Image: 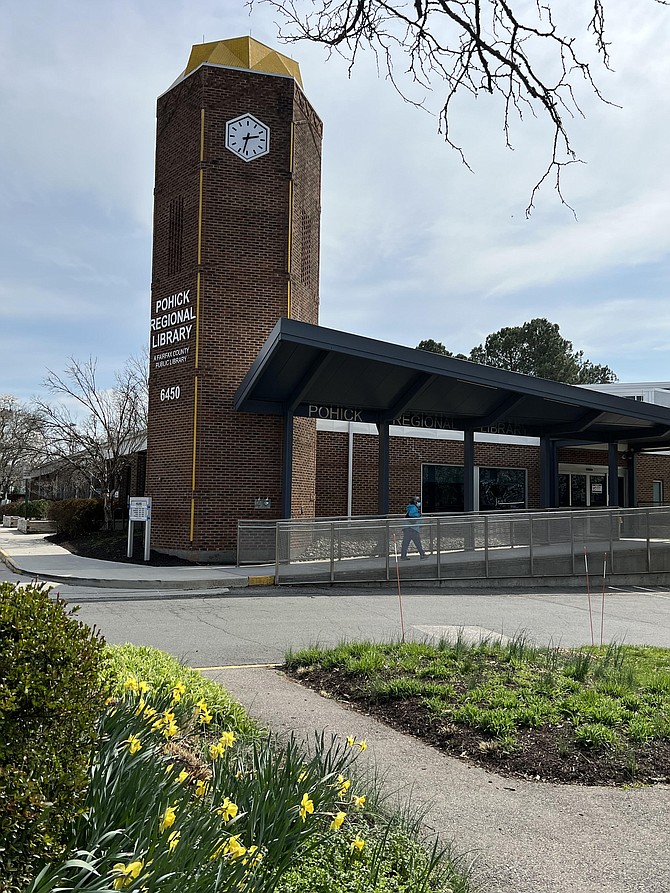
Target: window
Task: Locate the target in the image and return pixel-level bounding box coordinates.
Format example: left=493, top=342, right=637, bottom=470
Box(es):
left=422, top=465, right=463, bottom=513
left=652, top=480, right=664, bottom=505
left=478, top=467, right=527, bottom=510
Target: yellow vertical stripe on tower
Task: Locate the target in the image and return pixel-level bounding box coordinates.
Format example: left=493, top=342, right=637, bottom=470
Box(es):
left=191, top=108, right=205, bottom=542
left=287, top=121, right=294, bottom=317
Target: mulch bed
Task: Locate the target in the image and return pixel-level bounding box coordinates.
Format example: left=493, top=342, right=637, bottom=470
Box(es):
left=286, top=665, right=670, bottom=787
left=47, top=530, right=198, bottom=567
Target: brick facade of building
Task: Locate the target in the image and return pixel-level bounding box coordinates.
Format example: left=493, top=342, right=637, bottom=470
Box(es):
left=147, top=52, right=322, bottom=560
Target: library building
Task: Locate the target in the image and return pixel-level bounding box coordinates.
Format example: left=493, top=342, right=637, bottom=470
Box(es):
left=144, top=37, right=670, bottom=564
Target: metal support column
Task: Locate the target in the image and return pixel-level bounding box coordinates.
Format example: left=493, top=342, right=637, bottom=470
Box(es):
left=281, top=411, right=294, bottom=519
left=626, top=449, right=637, bottom=507
left=377, top=420, right=390, bottom=514
left=608, top=442, right=619, bottom=507
left=539, top=437, right=555, bottom=508
left=463, top=429, right=475, bottom=512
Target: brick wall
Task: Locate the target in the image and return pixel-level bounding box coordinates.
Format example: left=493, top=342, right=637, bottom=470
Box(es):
left=147, top=63, right=321, bottom=559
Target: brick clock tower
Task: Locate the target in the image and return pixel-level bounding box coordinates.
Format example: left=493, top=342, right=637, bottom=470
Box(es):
left=146, top=38, right=322, bottom=560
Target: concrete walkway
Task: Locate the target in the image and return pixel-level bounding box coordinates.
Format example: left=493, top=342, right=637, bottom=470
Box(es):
left=207, top=665, right=670, bottom=893
left=0, top=527, right=272, bottom=590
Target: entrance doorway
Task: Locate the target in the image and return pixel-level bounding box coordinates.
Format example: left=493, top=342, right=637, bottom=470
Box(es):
left=558, top=467, right=625, bottom=507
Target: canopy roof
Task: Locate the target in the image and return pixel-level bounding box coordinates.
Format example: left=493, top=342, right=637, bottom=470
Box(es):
left=234, top=319, right=670, bottom=449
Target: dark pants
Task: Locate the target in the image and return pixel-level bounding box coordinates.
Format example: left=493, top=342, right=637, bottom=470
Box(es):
left=401, top=527, right=425, bottom=559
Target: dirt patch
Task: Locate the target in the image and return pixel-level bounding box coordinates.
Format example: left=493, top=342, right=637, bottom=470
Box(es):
left=286, top=665, right=670, bottom=787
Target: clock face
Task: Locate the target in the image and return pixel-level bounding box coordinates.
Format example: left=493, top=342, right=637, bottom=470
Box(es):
left=225, top=114, right=270, bottom=162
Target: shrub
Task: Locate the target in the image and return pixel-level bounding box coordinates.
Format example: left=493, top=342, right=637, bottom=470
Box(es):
left=1, top=499, right=50, bottom=519
left=47, top=498, right=104, bottom=536
left=0, top=582, right=108, bottom=890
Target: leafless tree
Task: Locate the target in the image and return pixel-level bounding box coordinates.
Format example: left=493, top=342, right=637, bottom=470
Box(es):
left=260, top=0, right=667, bottom=214
left=0, top=396, right=45, bottom=500
left=35, top=355, right=147, bottom=529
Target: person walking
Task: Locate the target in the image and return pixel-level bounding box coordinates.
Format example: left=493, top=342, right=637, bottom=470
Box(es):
left=401, top=496, right=426, bottom=560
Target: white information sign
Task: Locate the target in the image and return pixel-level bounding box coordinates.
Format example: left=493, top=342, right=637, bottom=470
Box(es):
left=128, top=497, right=152, bottom=560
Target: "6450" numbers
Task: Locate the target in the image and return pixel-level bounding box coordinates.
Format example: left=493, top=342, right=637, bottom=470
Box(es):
left=160, top=386, right=181, bottom=402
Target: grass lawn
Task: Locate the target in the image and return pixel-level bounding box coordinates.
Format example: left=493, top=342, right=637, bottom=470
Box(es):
left=284, top=636, right=670, bottom=786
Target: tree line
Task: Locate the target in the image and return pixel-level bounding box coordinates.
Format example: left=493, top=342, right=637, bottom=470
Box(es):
left=417, top=318, right=617, bottom=384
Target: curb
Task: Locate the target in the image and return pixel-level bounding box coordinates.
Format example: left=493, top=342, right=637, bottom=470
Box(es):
left=248, top=575, right=275, bottom=586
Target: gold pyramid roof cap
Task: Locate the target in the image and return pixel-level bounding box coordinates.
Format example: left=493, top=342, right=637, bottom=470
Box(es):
left=181, top=37, right=302, bottom=88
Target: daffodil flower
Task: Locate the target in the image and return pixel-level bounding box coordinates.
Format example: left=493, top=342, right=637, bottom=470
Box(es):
left=216, top=796, right=239, bottom=822
left=195, top=779, right=209, bottom=797
left=123, top=734, right=142, bottom=755
left=350, top=836, right=365, bottom=853
left=337, top=775, right=351, bottom=797
left=163, top=720, right=178, bottom=739
left=219, top=730, right=235, bottom=749
left=177, top=769, right=189, bottom=784
left=123, top=676, right=139, bottom=692
left=171, top=682, right=186, bottom=702
left=346, top=735, right=355, bottom=746
left=298, top=792, right=314, bottom=822
left=111, top=859, right=143, bottom=890
left=160, top=806, right=177, bottom=832
left=352, top=794, right=366, bottom=810
left=358, top=739, right=368, bottom=751
left=330, top=811, right=346, bottom=831
left=209, top=742, right=223, bottom=760
left=167, top=830, right=180, bottom=853
left=198, top=708, right=213, bottom=724
left=224, top=835, right=247, bottom=859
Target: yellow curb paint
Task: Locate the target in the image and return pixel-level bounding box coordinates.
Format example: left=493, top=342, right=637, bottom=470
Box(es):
left=248, top=575, right=275, bottom=586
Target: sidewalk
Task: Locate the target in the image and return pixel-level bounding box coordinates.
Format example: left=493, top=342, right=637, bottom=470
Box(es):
left=207, top=665, right=670, bottom=893
left=0, top=527, right=273, bottom=590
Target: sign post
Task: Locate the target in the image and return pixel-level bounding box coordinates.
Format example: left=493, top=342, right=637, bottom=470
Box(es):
left=128, top=496, right=152, bottom=561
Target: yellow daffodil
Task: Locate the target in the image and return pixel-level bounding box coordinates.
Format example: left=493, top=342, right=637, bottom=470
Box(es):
left=358, top=739, right=368, bottom=751
left=350, top=836, right=365, bottom=853
left=217, top=796, right=239, bottom=822
left=123, top=734, right=142, bottom=755
left=330, top=811, right=346, bottom=831
left=165, top=763, right=174, bottom=775
left=167, top=830, right=180, bottom=853
left=353, top=794, right=366, bottom=810
left=195, top=779, right=209, bottom=797
left=163, top=720, right=179, bottom=739
left=177, top=769, right=189, bottom=784
left=298, top=792, right=314, bottom=822
left=198, top=708, right=213, bottom=725
left=144, top=706, right=157, bottom=721
left=138, top=681, right=150, bottom=694
left=196, top=698, right=208, bottom=711
left=104, top=695, right=116, bottom=706
left=211, top=835, right=246, bottom=861
left=219, top=730, right=235, bottom=749
left=209, top=742, right=223, bottom=760
left=123, top=676, right=139, bottom=692
left=160, top=806, right=177, bottom=832
left=162, top=710, right=175, bottom=724
left=171, top=682, right=186, bottom=702
left=337, top=775, right=351, bottom=797
left=135, top=697, right=146, bottom=715
left=297, top=769, right=308, bottom=783
left=346, top=736, right=355, bottom=746
left=111, top=859, right=143, bottom=889
left=242, top=844, right=263, bottom=866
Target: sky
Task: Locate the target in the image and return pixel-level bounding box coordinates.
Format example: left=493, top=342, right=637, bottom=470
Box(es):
left=1, top=0, right=669, bottom=403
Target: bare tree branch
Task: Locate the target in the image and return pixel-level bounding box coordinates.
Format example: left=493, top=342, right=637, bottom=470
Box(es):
left=253, top=0, right=661, bottom=211
left=34, top=357, right=147, bottom=528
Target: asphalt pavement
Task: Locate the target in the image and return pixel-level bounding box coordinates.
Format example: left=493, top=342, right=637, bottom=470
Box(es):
left=2, top=528, right=670, bottom=892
